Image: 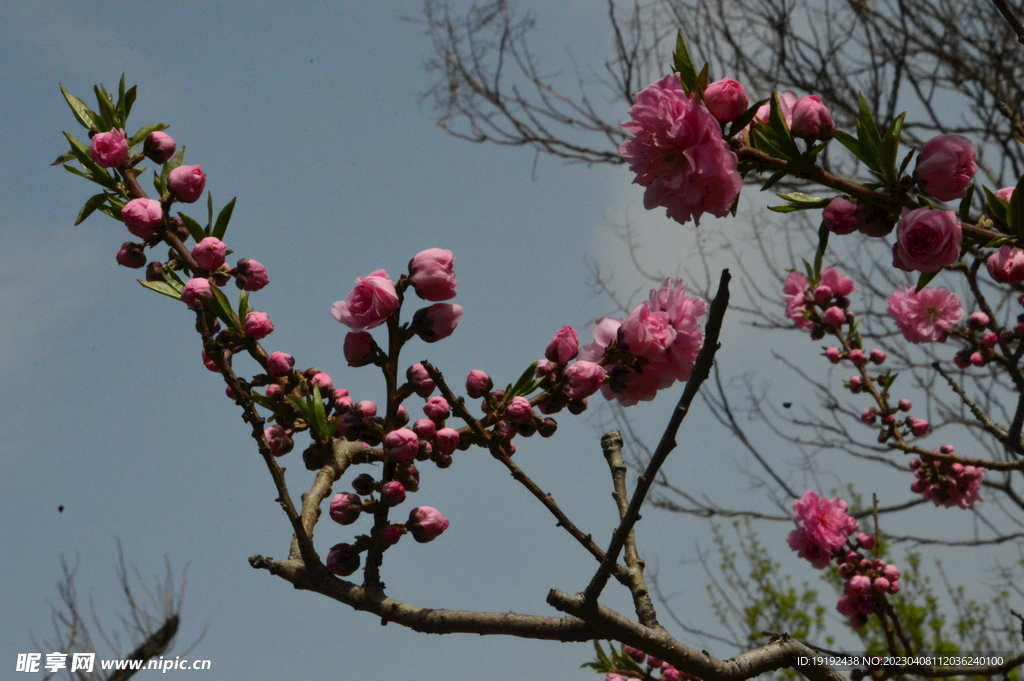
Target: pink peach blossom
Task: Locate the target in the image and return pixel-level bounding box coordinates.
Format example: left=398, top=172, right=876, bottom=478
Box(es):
left=332, top=269, right=399, bottom=331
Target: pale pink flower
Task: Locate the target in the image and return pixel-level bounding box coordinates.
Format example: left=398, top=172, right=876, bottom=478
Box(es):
left=915, top=134, right=977, bottom=202
left=819, top=266, right=856, bottom=298
left=892, top=208, right=962, bottom=273
left=563, top=361, right=606, bottom=400
left=332, top=269, right=400, bottom=331
left=192, top=236, right=227, bottom=271
left=408, top=248, right=457, bottom=301
left=782, top=271, right=812, bottom=329
left=619, top=74, right=742, bottom=225
left=887, top=286, right=963, bottom=343
left=545, top=326, right=579, bottom=364
left=181, top=277, right=212, bottom=309
left=995, top=186, right=1015, bottom=203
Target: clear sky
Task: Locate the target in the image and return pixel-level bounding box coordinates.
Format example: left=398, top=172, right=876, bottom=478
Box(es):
left=0, top=3, right=1007, bottom=680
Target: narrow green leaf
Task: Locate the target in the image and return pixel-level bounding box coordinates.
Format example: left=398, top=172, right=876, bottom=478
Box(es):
left=177, top=212, right=206, bottom=244
left=124, top=85, right=137, bottom=119
left=813, top=221, right=830, bottom=278
left=310, top=384, right=329, bottom=442
left=877, top=112, right=906, bottom=184
left=206, top=192, right=214, bottom=233
left=1009, top=174, right=1024, bottom=236
left=915, top=270, right=939, bottom=292
left=767, top=204, right=806, bottom=213
left=777, top=192, right=831, bottom=208
left=75, top=193, right=109, bottom=225
left=96, top=203, right=120, bottom=220
left=93, top=84, right=117, bottom=130
left=694, top=63, right=709, bottom=97
left=59, top=84, right=99, bottom=129
left=760, top=169, right=789, bottom=191
left=138, top=279, right=183, bottom=301
left=509, top=361, right=540, bottom=396
left=984, top=186, right=1010, bottom=229
left=767, top=91, right=800, bottom=159
left=958, top=184, right=976, bottom=222
left=129, top=123, right=169, bottom=149
left=834, top=130, right=875, bottom=170
left=52, top=151, right=76, bottom=166
left=62, top=131, right=117, bottom=189
left=898, top=148, right=916, bottom=176
left=251, top=392, right=276, bottom=410
left=238, top=291, right=251, bottom=320
left=672, top=30, right=699, bottom=94
left=212, top=197, right=237, bottom=239
left=203, top=283, right=240, bottom=330
left=855, top=92, right=882, bottom=155
left=727, top=98, right=768, bottom=139
left=115, top=74, right=127, bottom=123
left=62, top=164, right=93, bottom=181
left=160, top=146, right=185, bottom=185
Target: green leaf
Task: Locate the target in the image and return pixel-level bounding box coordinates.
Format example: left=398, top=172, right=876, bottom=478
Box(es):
left=212, top=197, right=236, bottom=239
left=834, top=130, right=875, bottom=170
left=251, top=392, right=276, bottom=411
left=759, top=169, right=789, bottom=191
left=115, top=74, right=127, bottom=123
left=51, top=151, right=76, bottom=166
left=766, top=91, right=800, bottom=158
left=204, top=282, right=240, bottom=330
left=813, top=221, right=830, bottom=278
left=694, top=63, right=709, bottom=97
left=138, top=279, right=183, bottom=301
left=177, top=212, right=206, bottom=243
left=309, top=384, right=330, bottom=443
left=778, top=192, right=831, bottom=208
left=75, top=193, right=109, bottom=225
left=727, top=98, right=769, bottom=139
left=206, top=192, right=214, bottom=233
left=877, top=112, right=906, bottom=185
left=898, top=148, right=916, bottom=176
left=508, top=361, right=540, bottom=397
left=855, top=92, right=883, bottom=158
left=237, top=290, right=251, bottom=320
left=958, top=184, right=976, bottom=222
left=124, top=85, right=137, bottom=119
left=128, top=123, right=169, bottom=149
left=94, top=83, right=117, bottom=130
left=59, top=84, right=99, bottom=129
left=915, top=270, right=939, bottom=292
left=160, top=146, right=185, bottom=186
left=984, top=186, right=1010, bottom=228
left=672, top=30, right=699, bottom=94
left=1009, top=174, right=1024, bottom=236
left=62, top=164, right=93, bottom=181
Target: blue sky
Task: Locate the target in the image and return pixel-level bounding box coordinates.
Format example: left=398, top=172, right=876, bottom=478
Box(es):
left=1, top=3, right=1009, bottom=680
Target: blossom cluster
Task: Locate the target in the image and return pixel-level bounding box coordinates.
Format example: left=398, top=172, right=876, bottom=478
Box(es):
left=835, top=535, right=902, bottom=629
left=786, top=491, right=859, bottom=569
left=782, top=266, right=855, bottom=336
left=910, top=449, right=985, bottom=509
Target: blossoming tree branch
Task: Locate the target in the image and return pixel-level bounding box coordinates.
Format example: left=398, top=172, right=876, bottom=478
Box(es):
left=54, top=20, right=1024, bottom=681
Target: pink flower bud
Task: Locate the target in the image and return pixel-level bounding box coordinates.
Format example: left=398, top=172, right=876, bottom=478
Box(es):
left=329, top=492, right=362, bottom=525
left=395, top=404, right=410, bottom=426
left=545, top=326, right=579, bottom=364
left=624, top=646, right=647, bottom=663
left=413, top=418, right=437, bottom=440
left=344, top=331, right=376, bottom=367
left=423, top=396, right=451, bottom=421
left=860, top=408, right=877, bottom=425
left=849, top=376, right=863, bottom=390
left=466, top=370, right=493, bottom=398
left=235, top=258, right=270, bottom=291
left=662, top=670, right=682, bottom=681
left=872, top=577, right=890, bottom=593
left=703, top=78, right=749, bottom=122
left=822, top=196, right=859, bottom=235
left=825, top=347, right=842, bottom=364
left=435, top=427, right=460, bottom=455
left=311, top=371, right=333, bottom=393
left=822, top=306, right=846, bottom=328
left=143, top=131, right=176, bottom=163
left=507, top=396, right=533, bottom=424
left=264, top=424, right=293, bottom=457
left=266, top=384, right=284, bottom=400
left=907, top=417, right=930, bottom=436
left=381, top=524, right=403, bottom=546
left=116, top=242, right=146, bottom=269
left=898, top=399, right=912, bottom=411
left=385, top=428, right=420, bottom=461
left=407, top=363, right=436, bottom=397
left=408, top=506, right=449, bottom=543
left=883, top=564, right=901, bottom=582
left=356, top=401, right=378, bottom=418
left=266, top=351, right=295, bottom=377
left=351, top=473, right=376, bottom=495
left=121, top=198, right=164, bottom=239
left=408, top=248, right=457, bottom=301
left=167, top=164, right=207, bottom=203
left=790, top=95, right=835, bottom=140
left=970, top=351, right=986, bottom=367
left=954, top=350, right=972, bottom=368
left=331, top=269, right=399, bottom=331
left=870, top=349, right=887, bottom=365
left=564, top=361, right=606, bottom=399
left=848, top=349, right=866, bottom=366
left=846, top=574, right=871, bottom=595
left=983, top=332, right=999, bottom=348
left=968, top=311, right=990, bottom=329
left=647, top=656, right=664, bottom=668
left=192, top=236, right=227, bottom=271
left=892, top=208, right=962, bottom=273
left=915, top=134, right=977, bottom=202
left=90, top=128, right=128, bottom=167
left=413, top=303, right=463, bottom=342
left=244, top=311, right=274, bottom=340
left=856, top=532, right=875, bottom=550
left=326, top=543, right=360, bottom=576
left=813, top=286, right=833, bottom=306
left=986, top=245, right=1024, bottom=284
left=201, top=349, right=220, bottom=372
left=382, top=481, right=406, bottom=507
left=181, top=277, right=212, bottom=309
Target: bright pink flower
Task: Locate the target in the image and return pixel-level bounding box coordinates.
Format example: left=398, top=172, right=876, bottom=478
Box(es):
left=887, top=286, right=963, bottom=343
left=819, top=266, right=856, bottom=298
left=344, top=331, right=376, bottom=367
left=822, top=306, right=846, bottom=328
left=168, top=165, right=207, bottom=203
left=143, top=131, right=176, bottom=163
left=332, top=269, right=400, bottom=331
left=435, top=427, right=461, bottom=455
left=423, top=396, right=451, bottom=421
left=192, top=236, right=227, bottom=271
left=407, top=506, right=449, bottom=543
left=621, top=304, right=677, bottom=361
left=754, top=90, right=798, bottom=127
left=414, top=303, right=463, bottom=342
left=618, top=74, right=742, bottom=226
left=577, top=317, right=622, bottom=364
left=786, top=491, right=858, bottom=569
left=545, top=326, right=579, bottom=364
left=703, top=78, right=748, bottom=122
left=90, top=128, right=128, bottom=167
left=121, top=198, right=163, bottom=239
left=986, top=245, right=1024, bottom=284
left=235, top=258, right=269, bottom=291
left=782, top=271, right=812, bottom=329
left=822, top=196, right=859, bottom=235
left=507, top=396, right=533, bottom=424
left=915, top=134, right=977, bottom=201
left=181, top=277, right=212, bottom=309
left=329, top=492, right=362, bottom=525
left=408, top=248, right=457, bottom=301
left=385, top=428, right=420, bottom=461
left=790, top=95, right=835, bottom=140
left=892, top=208, right=962, bottom=273
left=266, top=351, right=295, bottom=377
left=647, top=278, right=707, bottom=382
left=244, top=311, right=274, bottom=340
